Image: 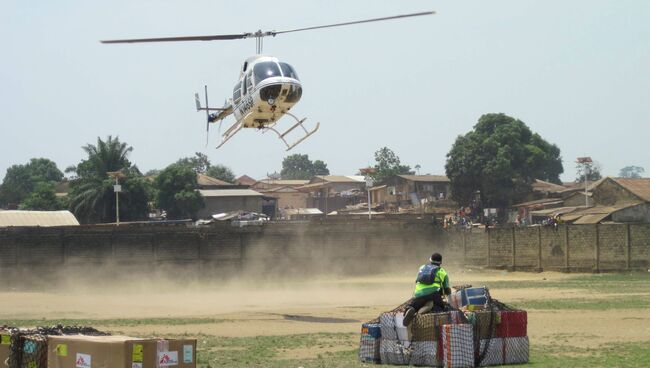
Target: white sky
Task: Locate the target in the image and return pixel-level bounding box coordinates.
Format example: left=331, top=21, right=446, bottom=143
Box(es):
left=1, top=1, right=649, bottom=182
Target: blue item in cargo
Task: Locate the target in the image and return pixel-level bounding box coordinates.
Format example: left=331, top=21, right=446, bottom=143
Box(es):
left=456, top=287, right=488, bottom=307
left=362, top=323, right=382, bottom=338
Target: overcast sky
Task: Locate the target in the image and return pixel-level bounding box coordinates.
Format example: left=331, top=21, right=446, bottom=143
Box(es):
left=2, top=1, right=648, bottom=183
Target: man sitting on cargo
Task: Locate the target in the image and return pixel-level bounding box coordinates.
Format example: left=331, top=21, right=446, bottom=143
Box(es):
left=402, top=252, right=451, bottom=326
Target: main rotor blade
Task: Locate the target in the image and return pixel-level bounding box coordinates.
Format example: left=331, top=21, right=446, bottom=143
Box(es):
left=273, top=11, right=435, bottom=35
left=101, top=33, right=248, bottom=44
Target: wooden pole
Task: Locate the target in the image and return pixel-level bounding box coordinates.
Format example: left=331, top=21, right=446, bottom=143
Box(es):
left=511, top=227, right=516, bottom=270
left=626, top=224, right=631, bottom=271
left=537, top=226, right=543, bottom=272
left=594, top=224, right=600, bottom=273
left=564, top=225, right=570, bottom=272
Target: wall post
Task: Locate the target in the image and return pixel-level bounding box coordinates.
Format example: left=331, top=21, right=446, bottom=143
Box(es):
left=625, top=224, right=631, bottom=271
left=462, top=232, right=467, bottom=266
left=511, top=227, right=516, bottom=270
left=537, top=226, right=543, bottom=272
left=564, top=225, right=570, bottom=272
left=487, top=228, right=491, bottom=268
left=594, top=224, right=600, bottom=273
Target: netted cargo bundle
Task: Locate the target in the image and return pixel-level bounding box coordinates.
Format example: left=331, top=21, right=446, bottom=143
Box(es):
left=5, top=325, right=111, bottom=368
left=441, top=324, right=475, bottom=368
left=359, top=322, right=381, bottom=363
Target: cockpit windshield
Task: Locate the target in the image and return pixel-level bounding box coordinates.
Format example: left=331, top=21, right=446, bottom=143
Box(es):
left=253, top=62, right=282, bottom=84
left=279, top=62, right=299, bottom=80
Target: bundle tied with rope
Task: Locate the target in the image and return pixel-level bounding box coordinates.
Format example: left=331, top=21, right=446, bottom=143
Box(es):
left=359, top=285, right=529, bottom=367
left=5, top=325, right=110, bottom=368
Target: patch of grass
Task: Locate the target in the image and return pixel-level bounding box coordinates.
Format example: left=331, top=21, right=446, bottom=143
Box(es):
left=483, top=272, right=650, bottom=295
left=194, top=332, right=361, bottom=368
left=0, top=317, right=223, bottom=328
left=530, top=341, right=650, bottom=367
left=511, top=295, right=650, bottom=310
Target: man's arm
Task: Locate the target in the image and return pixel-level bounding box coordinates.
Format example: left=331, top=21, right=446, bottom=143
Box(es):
left=442, top=274, right=451, bottom=295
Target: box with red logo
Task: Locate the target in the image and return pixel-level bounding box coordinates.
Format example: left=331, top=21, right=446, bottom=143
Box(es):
left=47, top=335, right=197, bottom=368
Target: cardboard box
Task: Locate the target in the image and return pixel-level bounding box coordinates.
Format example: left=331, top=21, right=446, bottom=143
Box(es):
left=47, top=335, right=197, bottom=368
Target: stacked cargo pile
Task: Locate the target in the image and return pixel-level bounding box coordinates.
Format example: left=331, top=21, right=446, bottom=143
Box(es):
left=358, top=286, right=529, bottom=367
left=0, top=325, right=197, bottom=368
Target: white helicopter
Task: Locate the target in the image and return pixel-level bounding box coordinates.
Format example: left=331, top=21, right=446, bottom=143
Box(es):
left=101, top=11, right=434, bottom=151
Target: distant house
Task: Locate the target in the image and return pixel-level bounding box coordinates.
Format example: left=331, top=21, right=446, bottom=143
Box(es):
left=257, top=186, right=308, bottom=210
left=0, top=210, right=79, bottom=227
left=196, top=174, right=236, bottom=189
left=370, top=175, right=450, bottom=210
left=298, top=176, right=366, bottom=214
left=565, top=177, right=650, bottom=224
left=234, top=175, right=257, bottom=187
left=196, top=189, right=266, bottom=219
left=252, top=179, right=310, bottom=191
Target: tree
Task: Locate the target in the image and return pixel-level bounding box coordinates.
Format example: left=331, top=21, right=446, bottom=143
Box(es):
left=176, top=152, right=211, bottom=174
left=206, top=164, right=236, bottom=183
left=445, top=113, right=564, bottom=208
left=280, top=154, right=330, bottom=179
left=576, top=161, right=602, bottom=182
left=0, top=158, right=63, bottom=206
left=371, top=147, right=414, bottom=184
left=19, top=182, right=65, bottom=211
left=619, top=166, right=645, bottom=178
left=154, top=164, right=204, bottom=219
left=312, top=160, right=330, bottom=176
left=67, top=136, right=151, bottom=223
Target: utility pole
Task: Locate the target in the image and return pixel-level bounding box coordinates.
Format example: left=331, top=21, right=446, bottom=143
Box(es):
left=360, top=167, right=376, bottom=220
left=107, top=171, right=126, bottom=225
left=576, top=157, right=592, bottom=207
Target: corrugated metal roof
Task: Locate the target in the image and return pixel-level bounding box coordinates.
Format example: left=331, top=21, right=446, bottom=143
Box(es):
left=615, top=178, right=650, bottom=202
left=573, top=213, right=611, bottom=224
left=283, top=208, right=323, bottom=215
left=0, top=210, right=79, bottom=227
left=533, top=179, right=566, bottom=193
left=397, top=175, right=450, bottom=182
left=198, top=189, right=263, bottom=197
left=235, top=175, right=257, bottom=186
left=257, top=179, right=309, bottom=185
left=566, top=202, right=642, bottom=224
left=531, top=206, right=580, bottom=217
left=513, top=198, right=564, bottom=208
left=312, top=175, right=364, bottom=183
left=197, top=174, right=233, bottom=186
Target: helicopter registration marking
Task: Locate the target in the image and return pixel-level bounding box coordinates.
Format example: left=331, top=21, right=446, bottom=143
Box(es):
left=237, top=96, right=254, bottom=116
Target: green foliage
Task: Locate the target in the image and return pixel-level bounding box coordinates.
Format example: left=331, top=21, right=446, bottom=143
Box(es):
left=280, top=154, right=330, bottom=180
left=619, top=165, right=645, bottom=178
left=0, top=158, right=63, bottom=206
left=205, top=164, right=236, bottom=183
left=576, top=160, right=602, bottom=182
left=445, top=113, right=564, bottom=207
left=176, top=152, right=211, bottom=174
left=68, top=136, right=151, bottom=223
left=154, top=164, right=204, bottom=219
left=19, top=182, right=65, bottom=210
left=371, top=147, right=413, bottom=184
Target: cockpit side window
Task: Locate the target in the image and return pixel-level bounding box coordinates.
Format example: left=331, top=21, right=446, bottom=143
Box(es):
left=246, top=71, right=253, bottom=93
left=253, top=61, right=282, bottom=84
left=279, top=62, right=299, bottom=80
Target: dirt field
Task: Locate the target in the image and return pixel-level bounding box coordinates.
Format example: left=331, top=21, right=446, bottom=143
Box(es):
left=2, top=267, right=649, bottom=366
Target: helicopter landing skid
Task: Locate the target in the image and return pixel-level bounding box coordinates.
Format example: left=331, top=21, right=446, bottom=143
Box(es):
left=265, top=112, right=320, bottom=151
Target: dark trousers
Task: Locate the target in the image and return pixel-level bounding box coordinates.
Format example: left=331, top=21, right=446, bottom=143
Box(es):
left=408, top=291, right=445, bottom=312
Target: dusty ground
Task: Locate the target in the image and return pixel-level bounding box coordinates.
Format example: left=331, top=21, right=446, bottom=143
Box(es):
left=1, top=268, right=648, bottom=351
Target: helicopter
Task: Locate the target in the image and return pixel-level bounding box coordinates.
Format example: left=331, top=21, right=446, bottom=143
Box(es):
left=101, top=11, right=434, bottom=151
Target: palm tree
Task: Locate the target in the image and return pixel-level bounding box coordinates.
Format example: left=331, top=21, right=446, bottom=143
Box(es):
left=68, top=136, right=148, bottom=223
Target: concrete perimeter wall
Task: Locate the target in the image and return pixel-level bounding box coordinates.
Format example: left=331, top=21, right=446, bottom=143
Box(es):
left=0, top=222, right=649, bottom=285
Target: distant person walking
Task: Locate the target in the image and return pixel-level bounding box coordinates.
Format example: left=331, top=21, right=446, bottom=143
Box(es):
left=402, top=253, right=451, bottom=326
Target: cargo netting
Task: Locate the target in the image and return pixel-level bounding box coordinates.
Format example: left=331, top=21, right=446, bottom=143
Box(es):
left=3, top=325, right=110, bottom=368
left=359, top=286, right=529, bottom=367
